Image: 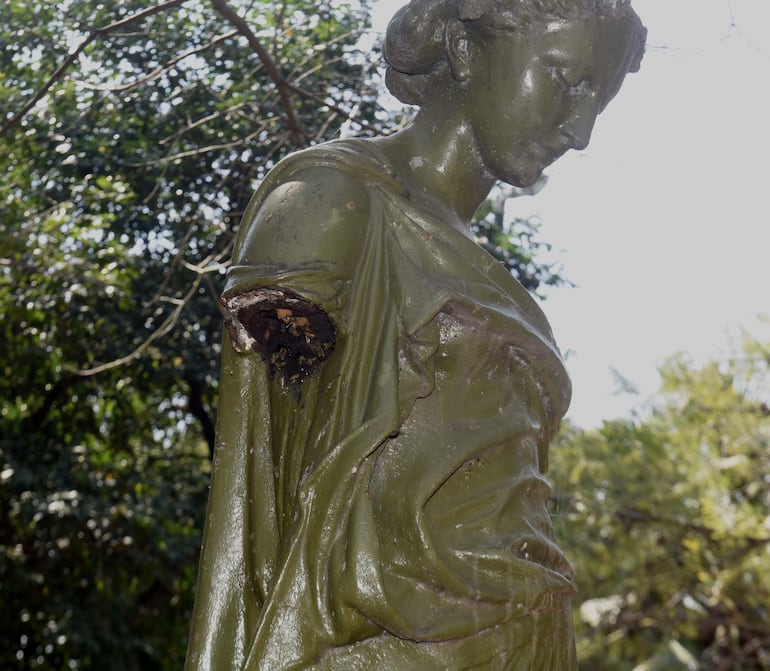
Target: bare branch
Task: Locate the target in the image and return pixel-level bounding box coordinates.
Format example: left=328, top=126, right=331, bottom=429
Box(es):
left=122, top=126, right=267, bottom=168
left=287, top=29, right=361, bottom=80
left=72, top=29, right=239, bottom=94
left=286, top=83, right=378, bottom=134
left=159, top=104, right=246, bottom=146
left=143, top=224, right=198, bottom=310
left=209, top=0, right=306, bottom=147
left=204, top=273, right=228, bottom=317
left=617, top=506, right=770, bottom=547
left=0, top=0, right=192, bottom=138
left=314, top=110, right=341, bottom=142
left=73, top=278, right=201, bottom=377
left=182, top=259, right=230, bottom=275
left=272, top=0, right=290, bottom=59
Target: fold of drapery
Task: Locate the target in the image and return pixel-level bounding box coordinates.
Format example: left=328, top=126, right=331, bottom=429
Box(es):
left=185, top=139, right=574, bottom=671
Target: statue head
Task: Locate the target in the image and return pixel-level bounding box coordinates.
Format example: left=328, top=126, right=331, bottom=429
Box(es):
left=383, top=0, right=646, bottom=106
left=382, top=0, right=647, bottom=186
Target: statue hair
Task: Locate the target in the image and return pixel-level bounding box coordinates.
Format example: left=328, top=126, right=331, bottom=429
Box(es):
left=382, top=0, right=647, bottom=106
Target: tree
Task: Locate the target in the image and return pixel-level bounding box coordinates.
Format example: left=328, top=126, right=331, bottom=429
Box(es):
left=0, top=1, right=567, bottom=667
left=471, top=182, right=569, bottom=299
left=550, top=332, right=770, bottom=670
left=1, top=1, right=383, bottom=668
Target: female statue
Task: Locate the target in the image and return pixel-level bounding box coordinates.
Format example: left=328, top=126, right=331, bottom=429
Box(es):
left=186, top=1, right=646, bottom=668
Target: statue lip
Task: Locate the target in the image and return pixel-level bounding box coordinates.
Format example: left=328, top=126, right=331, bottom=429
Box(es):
left=534, top=140, right=570, bottom=164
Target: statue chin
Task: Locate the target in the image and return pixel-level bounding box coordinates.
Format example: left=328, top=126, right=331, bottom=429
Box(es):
left=508, top=170, right=544, bottom=189
left=503, top=163, right=547, bottom=190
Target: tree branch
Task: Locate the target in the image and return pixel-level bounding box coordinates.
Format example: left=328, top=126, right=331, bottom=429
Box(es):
left=0, top=0, right=192, bottom=138
left=209, top=0, right=306, bottom=147
left=158, top=103, right=246, bottom=146
left=186, top=376, right=216, bottom=460
left=71, top=29, right=239, bottom=94
left=21, top=374, right=81, bottom=431
left=122, top=135, right=259, bottom=167
left=287, top=83, right=378, bottom=134
left=617, top=506, right=770, bottom=548
left=72, top=278, right=201, bottom=377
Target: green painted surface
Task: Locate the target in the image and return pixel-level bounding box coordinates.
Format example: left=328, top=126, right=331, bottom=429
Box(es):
left=186, top=2, right=645, bottom=668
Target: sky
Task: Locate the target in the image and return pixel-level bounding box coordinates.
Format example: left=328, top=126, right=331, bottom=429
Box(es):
left=367, top=0, right=770, bottom=427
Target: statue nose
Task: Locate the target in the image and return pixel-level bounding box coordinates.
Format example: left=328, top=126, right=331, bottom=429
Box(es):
left=562, top=125, right=592, bottom=150
left=562, top=94, right=600, bottom=150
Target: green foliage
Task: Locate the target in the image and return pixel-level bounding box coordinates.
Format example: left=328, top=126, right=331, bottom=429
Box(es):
left=551, top=333, right=770, bottom=670
left=1, top=0, right=382, bottom=668
left=10, top=1, right=765, bottom=667
left=4, top=1, right=764, bottom=667
left=471, top=184, right=569, bottom=298
left=1, top=420, right=207, bottom=669
left=0, top=0, right=569, bottom=667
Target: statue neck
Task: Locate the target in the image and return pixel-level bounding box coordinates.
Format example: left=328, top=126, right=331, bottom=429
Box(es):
left=372, top=109, right=496, bottom=227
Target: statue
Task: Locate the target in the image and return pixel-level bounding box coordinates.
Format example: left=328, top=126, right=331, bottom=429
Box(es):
left=185, top=1, right=646, bottom=668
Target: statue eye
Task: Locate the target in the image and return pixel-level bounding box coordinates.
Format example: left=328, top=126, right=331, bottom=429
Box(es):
left=549, top=66, right=590, bottom=96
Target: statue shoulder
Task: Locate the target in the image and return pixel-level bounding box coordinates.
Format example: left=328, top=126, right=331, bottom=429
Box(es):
left=233, top=163, right=371, bottom=268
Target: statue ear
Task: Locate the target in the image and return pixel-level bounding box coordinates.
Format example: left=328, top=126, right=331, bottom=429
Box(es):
left=445, top=23, right=474, bottom=82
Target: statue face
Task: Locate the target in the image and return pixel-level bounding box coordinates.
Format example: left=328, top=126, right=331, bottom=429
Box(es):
left=465, top=15, right=638, bottom=187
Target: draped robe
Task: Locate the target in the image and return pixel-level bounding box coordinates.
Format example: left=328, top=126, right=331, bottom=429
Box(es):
left=185, top=140, right=577, bottom=670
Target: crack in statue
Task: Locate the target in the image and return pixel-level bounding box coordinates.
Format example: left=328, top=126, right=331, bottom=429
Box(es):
left=186, top=1, right=645, bottom=668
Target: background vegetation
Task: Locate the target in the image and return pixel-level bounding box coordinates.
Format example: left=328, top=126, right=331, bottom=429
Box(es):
left=1, top=1, right=767, bottom=669
left=551, top=333, right=770, bottom=670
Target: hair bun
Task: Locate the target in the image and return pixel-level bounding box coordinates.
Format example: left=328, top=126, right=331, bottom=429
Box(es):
left=383, top=0, right=450, bottom=75
left=382, top=0, right=455, bottom=105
